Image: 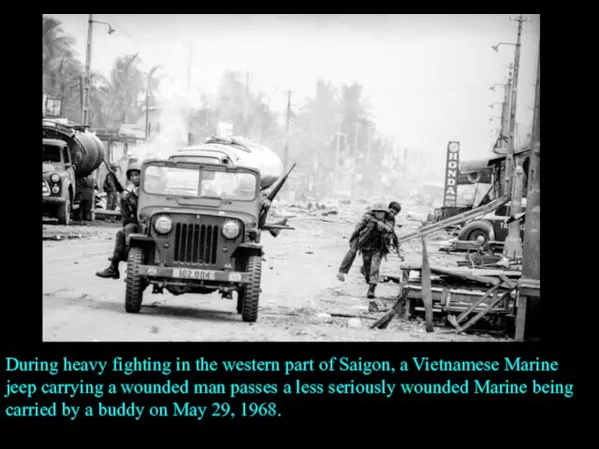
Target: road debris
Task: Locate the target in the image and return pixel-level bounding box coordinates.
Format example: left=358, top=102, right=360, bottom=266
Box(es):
left=348, top=318, right=362, bottom=328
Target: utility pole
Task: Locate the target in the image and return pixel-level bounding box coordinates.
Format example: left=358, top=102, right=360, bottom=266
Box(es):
left=515, top=50, right=540, bottom=341
left=497, top=66, right=513, bottom=154
left=353, top=122, right=360, bottom=157
left=283, top=90, right=292, bottom=171
left=145, top=83, right=150, bottom=140
left=366, top=125, right=372, bottom=163
left=187, top=42, right=192, bottom=145
left=503, top=14, right=531, bottom=259
left=244, top=72, right=250, bottom=136
left=82, top=14, right=93, bottom=125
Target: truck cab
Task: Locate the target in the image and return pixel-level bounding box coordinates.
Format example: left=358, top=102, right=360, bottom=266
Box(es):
left=42, top=138, right=75, bottom=225
left=42, top=119, right=105, bottom=224
left=125, top=159, right=267, bottom=322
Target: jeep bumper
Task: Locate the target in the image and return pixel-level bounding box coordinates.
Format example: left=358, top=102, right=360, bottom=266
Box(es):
left=137, top=265, right=251, bottom=284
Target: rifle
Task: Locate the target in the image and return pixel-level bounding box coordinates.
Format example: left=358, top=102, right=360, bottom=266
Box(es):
left=258, top=163, right=297, bottom=228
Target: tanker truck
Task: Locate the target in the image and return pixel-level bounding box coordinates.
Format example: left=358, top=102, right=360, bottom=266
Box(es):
left=42, top=119, right=105, bottom=225
left=168, top=135, right=284, bottom=190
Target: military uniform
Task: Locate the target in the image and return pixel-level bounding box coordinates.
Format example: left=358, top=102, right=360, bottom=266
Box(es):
left=111, top=189, right=139, bottom=266
left=96, top=163, right=141, bottom=279
left=103, top=168, right=119, bottom=210
left=338, top=211, right=393, bottom=279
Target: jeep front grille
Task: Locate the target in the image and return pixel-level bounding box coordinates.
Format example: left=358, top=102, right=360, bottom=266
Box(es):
left=173, top=223, right=219, bottom=265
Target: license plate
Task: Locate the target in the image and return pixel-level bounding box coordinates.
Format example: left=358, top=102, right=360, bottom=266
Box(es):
left=229, top=273, right=242, bottom=282
left=172, top=268, right=216, bottom=280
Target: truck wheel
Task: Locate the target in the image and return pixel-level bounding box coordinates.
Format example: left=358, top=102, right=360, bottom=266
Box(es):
left=81, top=200, right=93, bottom=221
left=125, top=247, right=144, bottom=313
left=57, top=198, right=71, bottom=225
left=241, top=255, right=262, bottom=323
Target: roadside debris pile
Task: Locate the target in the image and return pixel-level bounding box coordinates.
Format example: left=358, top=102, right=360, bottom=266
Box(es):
left=43, top=223, right=119, bottom=241
left=270, top=198, right=356, bottom=223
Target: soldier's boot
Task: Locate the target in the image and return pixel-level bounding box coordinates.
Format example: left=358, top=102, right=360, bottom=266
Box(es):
left=96, top=258, right=120, bottom=279
left=367, top=283, right=376, bottom=299
left=336, top=272, right=346, bottom=282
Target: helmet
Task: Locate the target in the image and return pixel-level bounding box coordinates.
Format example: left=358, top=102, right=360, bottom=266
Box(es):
left=126, top=162, right=141, bottom=180
left=372, top=202, right=387, bottom=212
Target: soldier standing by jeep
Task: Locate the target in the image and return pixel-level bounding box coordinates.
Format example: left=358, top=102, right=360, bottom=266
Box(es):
left=96, top=163, right=141, bottom=279
left=103, top=164, right=120, bottom=210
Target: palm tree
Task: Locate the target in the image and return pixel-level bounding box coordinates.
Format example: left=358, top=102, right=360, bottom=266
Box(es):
left=43, top=16, right=78, bottom=97
left=108, top=53, right=145, bottom=126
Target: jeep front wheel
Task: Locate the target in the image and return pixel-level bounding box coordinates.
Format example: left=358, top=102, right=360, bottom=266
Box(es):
left=125, top=246, right=144, bottom=313
left=240, top=255, right=262, bottom=322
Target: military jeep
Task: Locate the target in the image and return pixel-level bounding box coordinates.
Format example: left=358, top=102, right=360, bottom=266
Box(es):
left=125, top=159, right=271, bottom=322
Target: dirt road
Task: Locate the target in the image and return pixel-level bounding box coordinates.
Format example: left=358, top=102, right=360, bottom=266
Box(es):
left=42, top=199, right=506, bottom=342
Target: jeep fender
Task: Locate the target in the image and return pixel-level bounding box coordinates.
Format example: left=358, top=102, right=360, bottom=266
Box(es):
left=459, top=220, right=495, bottom=241
left=232, top=243, right=264, bottom=259
left=128, top=233, right=155, bottom=251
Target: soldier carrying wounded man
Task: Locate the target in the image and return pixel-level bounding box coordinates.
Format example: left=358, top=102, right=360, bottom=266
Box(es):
left=337, top=201, right=403, bottom=298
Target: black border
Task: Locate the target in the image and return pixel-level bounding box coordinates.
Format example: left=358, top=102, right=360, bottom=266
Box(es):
left=2, top=12, right=588, bottom=433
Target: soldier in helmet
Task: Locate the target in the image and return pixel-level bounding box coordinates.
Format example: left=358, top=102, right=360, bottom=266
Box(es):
left=337, top=201, right=402, bottom=298
left=103, top=163, right=120, bottom=210
left=96, top=162, right=141, bottom=279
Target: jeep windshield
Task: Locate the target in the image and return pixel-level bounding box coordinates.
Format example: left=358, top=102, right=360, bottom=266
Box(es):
left=143, top=165, right=258, bottom=201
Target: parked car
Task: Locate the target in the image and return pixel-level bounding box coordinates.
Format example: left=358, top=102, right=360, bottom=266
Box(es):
left=457, top=198, right=527, bottom=245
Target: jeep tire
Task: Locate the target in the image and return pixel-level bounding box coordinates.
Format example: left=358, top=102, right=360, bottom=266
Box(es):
left=240, top=255, right=262, bottom=322
left=125, top=247, right=144, bottom=313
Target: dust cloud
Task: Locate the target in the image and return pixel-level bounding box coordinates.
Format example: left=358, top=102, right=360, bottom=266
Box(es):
left=129, top=77, right=193, bottom=163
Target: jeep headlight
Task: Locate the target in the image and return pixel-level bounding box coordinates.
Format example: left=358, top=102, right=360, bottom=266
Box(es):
left=51, top=174, right=60, bottom=183
left=154, top=216, right=173, bottom=234
left=51, top=186, right=60, bottom=194
left=222, top=220, right=240, bottom=239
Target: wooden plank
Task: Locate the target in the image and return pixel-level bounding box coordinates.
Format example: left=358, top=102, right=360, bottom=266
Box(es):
left=400, top=264, right=521, bottom=277
left=425, top=267, right=501, bottom=285
left=498, top=274, right=516, bottom=289
left=370, top=293, right=407, bottom=329
left=420, top=236, right=435, bottom=333
left=515, top=294, right=527, bottom=341
left=456, top=288, right=516, bottom=334
left=451, top=283, right=504, bottom=326
left=441, top=288, right=450, bottom=312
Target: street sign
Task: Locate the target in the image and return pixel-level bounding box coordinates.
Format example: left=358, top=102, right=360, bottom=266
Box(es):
left=443, top=141, right=460, bottom=207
